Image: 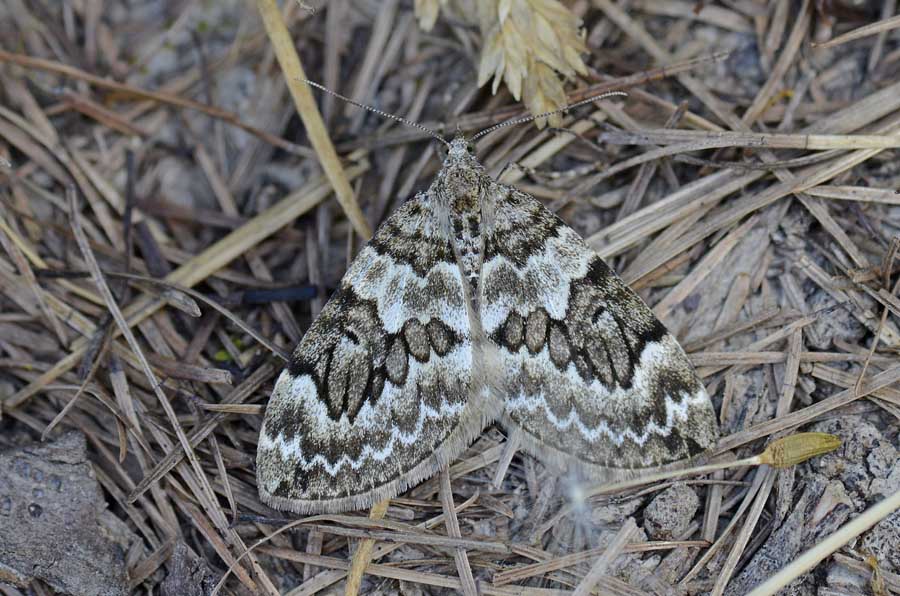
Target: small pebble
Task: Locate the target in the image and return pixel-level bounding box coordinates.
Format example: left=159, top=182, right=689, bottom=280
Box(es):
left=28, top=503, right=43, bottom=518
left=643, top=483, right=699, bottom=540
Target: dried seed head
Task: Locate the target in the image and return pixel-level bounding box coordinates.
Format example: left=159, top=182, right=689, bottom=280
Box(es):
left=414, top=0, right=446, bottom=31
left=759, top=433, right=842, bottom=468
left=414, top=0, right=588, bottom=125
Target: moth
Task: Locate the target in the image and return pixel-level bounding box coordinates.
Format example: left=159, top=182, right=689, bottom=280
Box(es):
left=257, top=91, right=720, bottom=514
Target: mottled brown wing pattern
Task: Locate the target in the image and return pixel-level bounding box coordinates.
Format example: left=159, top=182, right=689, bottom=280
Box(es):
left=257, top=196, right=496, bottom=514
left=479, top=186, right=719, bottom=478
left=258, top=136, right=720, bottom=513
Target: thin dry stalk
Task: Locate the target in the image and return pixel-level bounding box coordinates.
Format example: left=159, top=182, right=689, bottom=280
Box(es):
left=572, top=517, right=638, bottom=596
left=7, top=163, right=367, bottom=409
left=344, top=498, right=391, bottom=596
left=68, top=187, right=277, bottom=594
left=438, top=468, right=478, bottom=596
left=255, top=0, right=372, bottom=240
left=813, top=13, right=900, bottom=48
left=747, top=486, right=900, bottom=596
left=0, top=49, right=308, bottom=156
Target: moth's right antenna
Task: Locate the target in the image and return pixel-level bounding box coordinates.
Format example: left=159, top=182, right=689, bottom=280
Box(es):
left=303, top=80, right=449, bottom=147
left=471, top=91, right=628, bottom=141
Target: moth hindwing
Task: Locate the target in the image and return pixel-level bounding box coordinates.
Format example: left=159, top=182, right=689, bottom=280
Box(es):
left=257, top=136, right=719, bottom=513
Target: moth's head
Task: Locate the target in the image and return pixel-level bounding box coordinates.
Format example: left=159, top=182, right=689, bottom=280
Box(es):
left=445, top=135, right=478, bottom=165
left=435, top=135, right=484, bottom=208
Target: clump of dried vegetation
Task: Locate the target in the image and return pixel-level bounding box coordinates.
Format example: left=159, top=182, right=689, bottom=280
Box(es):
left=416, top=0, right=589, bottom=125
left=1, top=1, right=900, bottom=595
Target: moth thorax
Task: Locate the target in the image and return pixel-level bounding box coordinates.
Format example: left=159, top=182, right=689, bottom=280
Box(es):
left=444, top=166, right=481, bottom=211
left=447, top=187, right=483, bottom=294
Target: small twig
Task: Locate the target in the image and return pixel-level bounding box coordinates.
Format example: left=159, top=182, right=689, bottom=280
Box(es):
left=439, top=468, right=478, bottom=596
left=572, top=517, right=638, bottom=596
left=106, top=271, right=289, bottom=361
left=344, top=498, right=390, bottom=596
left=492, top=430, right=521, bottom=489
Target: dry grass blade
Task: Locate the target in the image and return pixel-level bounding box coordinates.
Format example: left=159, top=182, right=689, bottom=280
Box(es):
left=197, top=403, right=263, bottom=415
left=107, top=271, right=289, bottom=361
left=572, top=517, right=638, bottom=596
left=0, top=49, right=309, bottom=156
left=127, top=363, right=276, bottom=502
left=812, top=14, right=900, bottom=49
left=804, top=185, right=900, bottom=205
left=718, top=362, right=900, bottom=454
left=0, top=213, right=67, bottom=345
left=305, top=523, right=508, bottom=553
left=492, top=430, right=521, bottom=488
left=344, top=498, right=390, bottom=596
left=68, top=185, right=195, bottom=462
left=68, top=187, right=275, bottom=592
left=254, top=0, right=372, bottom=240
left=746, top=486, right=900, bottom=596
left=438, top=468, right=477, bottom=596
left=262, top=546, right=562, bottom=595
left=711, top=469, right=776, bottom=596
left=601, top=129, right=900, bottom=150
left=7, top=163, right=366, bottom=409
left=588, top=433, right=840, bottom=498
left=211, top=516, right=313, bottom=595
left=654, top=216, right=758, bottom=323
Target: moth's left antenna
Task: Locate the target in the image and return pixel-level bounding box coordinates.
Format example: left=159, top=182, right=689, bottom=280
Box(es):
left=303, top=80, right=449, bottom=147
left=471, top=91, right=628, bottom=141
